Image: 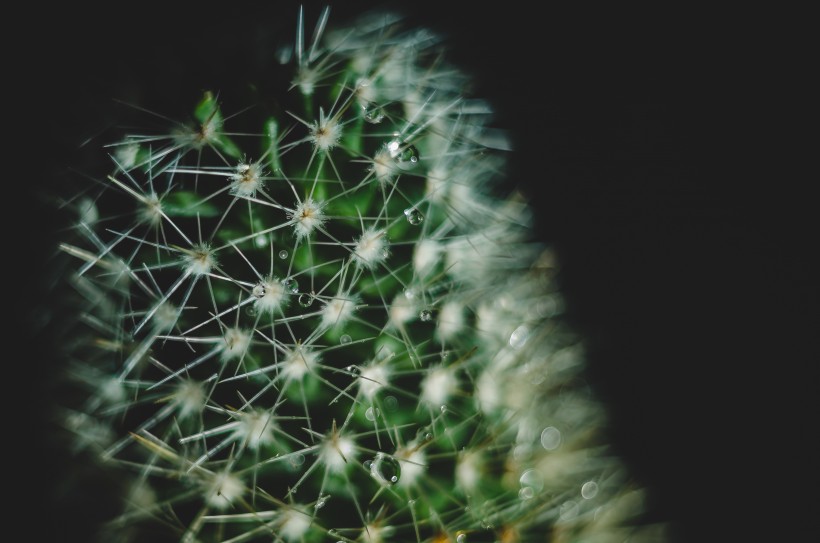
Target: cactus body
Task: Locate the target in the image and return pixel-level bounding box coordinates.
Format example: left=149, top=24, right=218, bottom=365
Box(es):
left=57, top=8, right=665, bottom=543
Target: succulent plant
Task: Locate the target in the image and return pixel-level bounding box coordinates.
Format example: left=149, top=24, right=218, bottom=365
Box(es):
left=53, top=6, right=667, bottom=543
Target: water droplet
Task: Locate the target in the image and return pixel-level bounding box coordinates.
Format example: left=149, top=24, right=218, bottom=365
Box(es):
left=540, top=426, right=561, bottom=451
left=315, top=494, right=329, bottom=509
left=519, top=468, right=544, bottom=492
left=279, top=250, right=288, bottom=259
left=363, top=460, right=372, bottom=470
left=419, top=309, right=433, bottom=322
left=519, top=487, right=535, bottom=500
left=368, top=453, right=401, bottom=485
left=282, top=277, right=299, bottom=293
left=416, top=428, right=433, bottom=442
left=456, top=533, right=468, bottom=543
left=340, top=334, right=352, bottom=345
left=252, top=284, right=266, bottom=298
left=509, top=325, right=530, bottom=349
left=387, top=138, right=420, bottom=169
left=254, top=235, right=268, bottom=248
left=298, top=293, right=313, bottom=307
left=404, top=288, right=416, bottom=300
left=407, top=499, right=417, bottom=506
left=439, top=405, right=447, bottom=413
left=581, top=481, right=599, bottom=499
left=365, top=406, right=380, bottom=421
left=362, top=103, right=385, bottom=124
left=290, top=453, right=305, bottom=467
left=440, top=350, right=450, bottom=361
left=403, top=207, right=424, bottom=225
left=346, top=365, right=361, bottom=376
left=398, top=145, right=420, bottom=166
left=384, top=395, right=398, bottom=410
left=245, top=306, right=257, bottom=317
left=480, top=520, right=494, bottom=530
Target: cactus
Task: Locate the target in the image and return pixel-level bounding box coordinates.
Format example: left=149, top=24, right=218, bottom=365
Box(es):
left=53, top=6, right=667, bottom=543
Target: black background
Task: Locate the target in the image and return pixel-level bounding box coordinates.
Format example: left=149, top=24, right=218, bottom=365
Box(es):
left=8, top=1, right=814, bottom=541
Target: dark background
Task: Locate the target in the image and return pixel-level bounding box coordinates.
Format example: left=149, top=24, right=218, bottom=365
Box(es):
left=9, top=1, right=814, bottom=541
